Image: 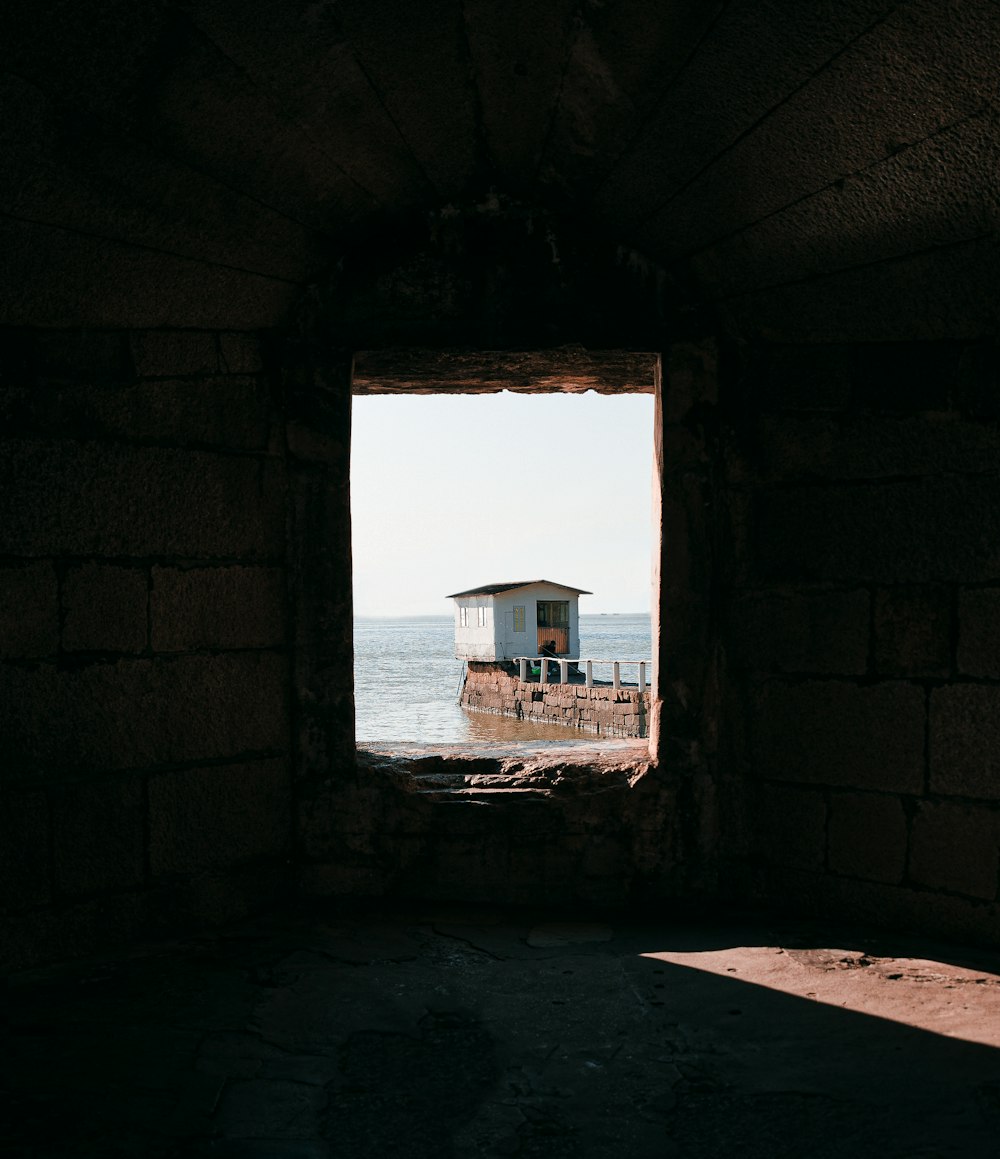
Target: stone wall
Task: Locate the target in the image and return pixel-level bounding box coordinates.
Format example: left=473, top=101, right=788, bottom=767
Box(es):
left=461, top=662, right=649, bottom=738
left=0, top=327, right=295, bottom=969
left=12, top=324, right=1000, bottom=970
left=721, top=340, right=1000, bottom=944
left=298, top=748, right=679, bottom=910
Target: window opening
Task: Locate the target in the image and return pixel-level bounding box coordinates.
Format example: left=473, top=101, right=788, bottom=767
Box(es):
left=350, top=354, right=656, bottom=748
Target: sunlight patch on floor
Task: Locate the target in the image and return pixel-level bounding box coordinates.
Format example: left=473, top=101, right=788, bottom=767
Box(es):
left=641, top=945, right=1000, bottom=1047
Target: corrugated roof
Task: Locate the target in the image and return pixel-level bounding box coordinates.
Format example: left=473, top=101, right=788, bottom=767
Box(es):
left=446, top=580, right=592, bottom=598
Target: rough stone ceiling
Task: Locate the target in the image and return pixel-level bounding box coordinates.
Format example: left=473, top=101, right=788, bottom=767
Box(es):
left=2, top=0, right=997, bottom=338
left=351, top=348, right=657, bottom=393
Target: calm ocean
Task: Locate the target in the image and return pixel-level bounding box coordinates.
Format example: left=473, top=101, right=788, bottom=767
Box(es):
left=354, top=612, right=652, bottom=744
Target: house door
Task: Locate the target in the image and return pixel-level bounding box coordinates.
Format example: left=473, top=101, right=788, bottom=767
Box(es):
left=536, top=600, right=570, bottom=655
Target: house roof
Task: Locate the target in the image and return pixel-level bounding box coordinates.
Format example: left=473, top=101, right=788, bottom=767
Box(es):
left=446, top=580, right=592, bottom=599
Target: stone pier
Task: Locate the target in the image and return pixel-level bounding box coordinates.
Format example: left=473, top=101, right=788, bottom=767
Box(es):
left=460, top=661, right=649, bottom=737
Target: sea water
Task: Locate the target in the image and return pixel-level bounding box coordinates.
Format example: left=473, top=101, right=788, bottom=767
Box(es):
left=354, top=612, right=652, bottom=743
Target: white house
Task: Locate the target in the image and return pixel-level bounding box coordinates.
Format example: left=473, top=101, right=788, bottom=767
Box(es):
left=447, top=580, right=591, bottom=661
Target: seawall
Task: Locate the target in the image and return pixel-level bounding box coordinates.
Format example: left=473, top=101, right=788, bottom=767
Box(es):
left=461, top=662, right=648, bottom=738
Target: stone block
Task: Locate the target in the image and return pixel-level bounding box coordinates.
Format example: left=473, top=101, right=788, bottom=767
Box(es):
left=909, top=800, right=1000, bottom=900
left=578, top=833, right=628, bottom=881
left=854, top=342, right=959, bottom=413
left=0, top=327, right=34, bottom=386
left=958, top=587, right=1000, bottom=677
left=36, top=329, right=130, bottom=381
left=662, top=424, right=709, bottom=470
left=757, top=476, right=1000, bottom=584
left=0, top=652, right=288, bottom=774
left=0, top=562, right=58, bottom=658
left=94, top=376, right=270, bottom=450
left=753, top=679, right=925, bottom=793
left=0, top=441, right=285, bottom=558
left=955, top=340, right=1000, bottom=419
left=63, top=563, right=147, bottom=653
left=759, top=344, right=853, bottom=412
left=661, top=475, right=710, bottom=593
left=732, top=588, right=869, bottom=674
left=739, top=862, right=824, bottom=916
left=131, top=330, right=218, bottom=377
left=427, top=835, right=510, bottom=897
left=817, top=874, right=999, bottom=946
left=750, top=783, right=826, bottom=869
left=219, top=332, right=264, bottom=374
left=0, top=891, right=146, bottom=973
left=827, top=791, right=907, bottom=884
left=0, top=790, right=50, bottom=910
left=151, top=566, right=285, bottom=652
left=51, top=776, right=144, bottom=897
left=298, top=862, right=388, bottom=900
left=930, top=685, right=1000, bottom=799
left=755, top=413, right=1000, bottom=482
left=753, top=416, right=833, bottom=481
left=664, top=339, right=717, bottom=424
left=874, top=585, right=950, bottom=677
left=150, top=862, right=282, bottom=932
left=148, top=758, right=290, bottom=876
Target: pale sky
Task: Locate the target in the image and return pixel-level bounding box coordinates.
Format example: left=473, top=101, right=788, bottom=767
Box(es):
left=351, top=391, right=654, bottom=617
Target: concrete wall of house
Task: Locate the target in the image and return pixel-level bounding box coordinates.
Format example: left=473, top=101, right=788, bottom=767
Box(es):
left=493, top=592, right=530, bottom=659
left=0, top=326, right=297, bottom=970
left=462, top=661, right=648, bottom=738
left=495, top=585, right=582, bottom=660
left=453, top=596, right=495, bottom=659
left=720, top=340, right=1000, bottom=944
left=454, top=586, right=583, bottom=660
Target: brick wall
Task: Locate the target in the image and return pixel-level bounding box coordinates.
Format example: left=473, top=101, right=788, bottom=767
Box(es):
left=0, top=327, right=293, bottom=968
left=722, top=340, right=1000, bottom=942
left=461, top=662, right=649, bottom=737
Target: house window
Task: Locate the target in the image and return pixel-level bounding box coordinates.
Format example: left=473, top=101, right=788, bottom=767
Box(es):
left=537, top=600, right=569, bottom=628
left=513, top=605, right=525, bottom=633
left=460, top=607, right=468, bottom=627
left=477, top=606, right=488, bottom=627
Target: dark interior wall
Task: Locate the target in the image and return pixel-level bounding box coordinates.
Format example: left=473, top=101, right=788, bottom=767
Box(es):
left=0, top=326, right=294, bottom=969
left=721, top=340, right=1000, bottom=943
left=2, top=0, right=999, bottom=964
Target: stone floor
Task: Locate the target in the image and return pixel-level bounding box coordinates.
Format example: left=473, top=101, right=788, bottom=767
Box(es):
left=4, top=906, right=1000, bottom=1157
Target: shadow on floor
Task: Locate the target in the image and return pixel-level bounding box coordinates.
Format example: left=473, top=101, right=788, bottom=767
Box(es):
left=2, top=905, right=1000, bottom=1157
